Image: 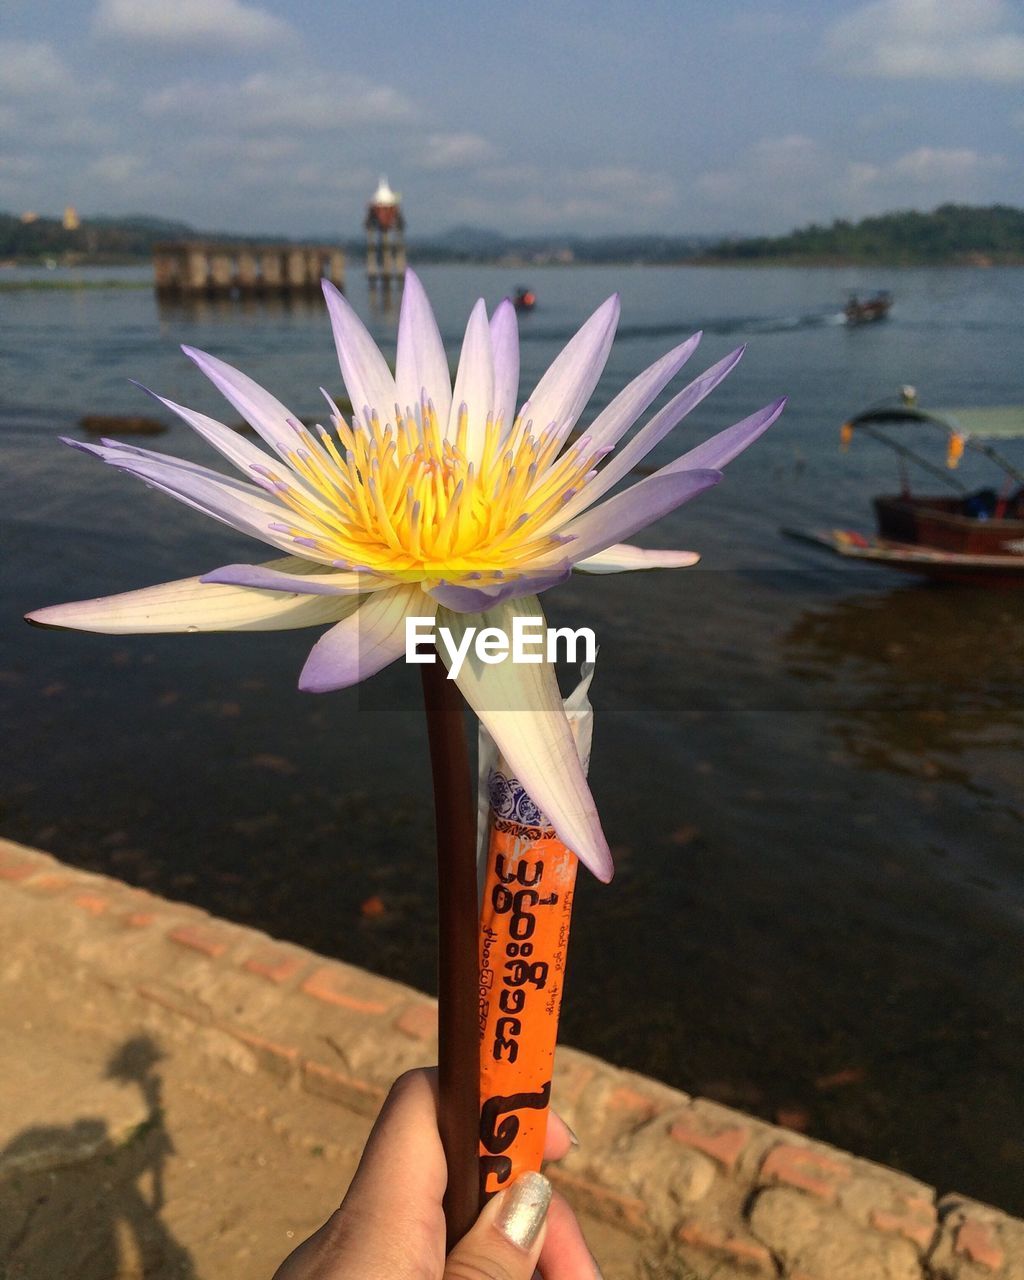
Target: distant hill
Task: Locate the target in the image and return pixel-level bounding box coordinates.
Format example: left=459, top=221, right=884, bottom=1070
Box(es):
left=424, top=225, right=511, bottom=254
left=0, top=210, right=719, bottom=267
left=0, top=212, right=199, bottom=263
left=0, top=213, right=358, bottom=265
left=409, top=230, right=715, bottom=264
left=702, top=204, right=1024, bottom=265
left=6, top=205, right=1018, bottom=268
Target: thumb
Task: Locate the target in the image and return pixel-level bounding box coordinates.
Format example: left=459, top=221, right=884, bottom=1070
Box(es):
left=444, top=1172, right=552, bottom=1280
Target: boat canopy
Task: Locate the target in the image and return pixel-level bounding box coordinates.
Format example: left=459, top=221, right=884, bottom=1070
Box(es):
left=841, top=395, right=1024, bottom=485
left=846, top=403, right=1024, bottom=440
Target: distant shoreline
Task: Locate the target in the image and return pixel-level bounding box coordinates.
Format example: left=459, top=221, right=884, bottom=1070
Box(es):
left=691, top=254, right=1024, bottom=268
left=3, top=256, right=1023, bottom=284
left=0, top=276, right=151, bottom=292
left=5, top=202, right=1023, bottom=274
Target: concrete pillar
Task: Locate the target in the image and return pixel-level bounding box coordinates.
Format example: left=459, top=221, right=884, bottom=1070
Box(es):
left=154, top=241, right=343, bottom=298
left=153, top=249, right=181, bottom=295
left=305, top=249, right=323, bottom=289
left=392, top=235, right=407, bottom=277
left=285, top=248, right=307, bottom=289
left=236, top=249, right=259, bottom=291
left=260, top=249, right=284, bottom=290
left=185, top=247, right=209, bottom=294
left=209, top=251, right=234, bottom=294
left=366, top=230, right=379, bottom=279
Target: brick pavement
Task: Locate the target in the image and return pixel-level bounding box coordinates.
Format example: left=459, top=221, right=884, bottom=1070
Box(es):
left=1, top=837, right=1022, bottom=1280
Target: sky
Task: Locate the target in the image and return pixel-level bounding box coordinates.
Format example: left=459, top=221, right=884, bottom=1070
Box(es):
left=1, top=0, right=1022, bottom=238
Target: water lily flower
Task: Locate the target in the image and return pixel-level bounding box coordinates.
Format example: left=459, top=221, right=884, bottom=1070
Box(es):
left=27, top=272, right=784, bottom=882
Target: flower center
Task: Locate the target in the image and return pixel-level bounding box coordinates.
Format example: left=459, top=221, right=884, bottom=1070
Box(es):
left=256, top=401, right=600, bottom=584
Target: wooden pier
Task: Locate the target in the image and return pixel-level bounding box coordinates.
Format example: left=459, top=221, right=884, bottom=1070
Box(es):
left=152, top=241, right=345, bottom=299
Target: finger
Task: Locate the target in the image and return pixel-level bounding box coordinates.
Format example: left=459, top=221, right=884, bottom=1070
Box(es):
left=272, top=1068, right=446, bottom=1280
left=342, top=1068, right=446, bottom=1214
left=542, top=1111, right=578, bottom=1163
left=537, top=1190, right=602, bottom=1280
left=444, top=1172, right=551, bottom=1280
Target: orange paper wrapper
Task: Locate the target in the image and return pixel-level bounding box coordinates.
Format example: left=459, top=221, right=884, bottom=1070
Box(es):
left=476, top=665, right=595, bottom=1199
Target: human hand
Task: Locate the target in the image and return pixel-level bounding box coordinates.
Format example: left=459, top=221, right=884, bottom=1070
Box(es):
left=272, top=1068, right=601, bottom=1280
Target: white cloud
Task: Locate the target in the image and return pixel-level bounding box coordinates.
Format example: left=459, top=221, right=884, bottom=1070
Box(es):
left=0, top=39, right=68, bottom=96
left=85, top=151, right=147, bottom=186
left=695, top=135, right=1014, bottom=230
left=0, top=40, right=115, bottom=156
left=0, top=152, right=41, bottom=180
left=178, top=133, right=373, bottom=200
left=575, top=166, right=675, bottom=208
left=884, top=146, right=1009, bottom=185
left=185, top=135, right=304, bottom=165
left=462, top=162, right=677, bottom=228
left=414, top=133, right=496, bottom=171
left=143, top=70, right=415, bottom=133
left=94, top=0, right=296, bottom=53
left=825, top=0, right=1024, bottom=82
left=697, top=135, right=827, bottom=207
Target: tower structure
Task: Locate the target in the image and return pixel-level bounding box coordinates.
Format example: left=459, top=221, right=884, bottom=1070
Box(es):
left=364, top=176, right=405, bottom=283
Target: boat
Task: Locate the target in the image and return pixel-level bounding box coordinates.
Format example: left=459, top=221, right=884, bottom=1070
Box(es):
left=513, top=286, right=536, bottom=312
left=844, top=291, right=892, bottom=325
left=783, top=389, right=1024, bottom=585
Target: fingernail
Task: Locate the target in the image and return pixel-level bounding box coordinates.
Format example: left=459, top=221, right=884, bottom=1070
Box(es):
left=564, top=1120, right=581, bottom=1148
left=495, top=1171, right=551, bottom=1251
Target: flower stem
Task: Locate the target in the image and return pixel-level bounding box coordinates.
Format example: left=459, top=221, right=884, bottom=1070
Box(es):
left=420, top=657, right=480, bottom=1250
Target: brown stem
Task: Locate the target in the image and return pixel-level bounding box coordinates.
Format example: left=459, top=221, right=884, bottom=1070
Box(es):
left=420, top=657, right=481, bottom=1250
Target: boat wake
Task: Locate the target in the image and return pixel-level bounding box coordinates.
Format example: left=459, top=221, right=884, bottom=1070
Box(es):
left=520, top=310, right=850, bottom=344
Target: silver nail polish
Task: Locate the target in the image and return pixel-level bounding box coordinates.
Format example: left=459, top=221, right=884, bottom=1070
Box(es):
left=495, top=1171, right=552, bottom=1251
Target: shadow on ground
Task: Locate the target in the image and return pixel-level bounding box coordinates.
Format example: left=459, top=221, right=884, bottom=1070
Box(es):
left=0, top=1035, right=196, bottom=1279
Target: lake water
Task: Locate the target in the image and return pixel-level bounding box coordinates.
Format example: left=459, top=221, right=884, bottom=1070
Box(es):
left=2, top=263, right=1023, bottom=1210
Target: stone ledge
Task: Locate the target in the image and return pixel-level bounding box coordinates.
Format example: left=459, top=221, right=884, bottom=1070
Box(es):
left=2, top=836, right=1022, bottom=1280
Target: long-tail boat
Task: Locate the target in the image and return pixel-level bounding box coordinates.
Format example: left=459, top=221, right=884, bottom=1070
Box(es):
left=784, top=389, right=1024, bottom=585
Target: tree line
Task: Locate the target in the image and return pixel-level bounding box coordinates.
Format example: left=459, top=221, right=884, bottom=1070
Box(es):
left=702, top=204, right=1024, bottom=265
left=4, top=203, right=1022, bottom=267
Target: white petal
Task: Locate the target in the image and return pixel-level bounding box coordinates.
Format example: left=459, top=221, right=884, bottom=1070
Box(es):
left=524, top=295, right=619, bottom=443
left=299, top=583, right=427, bottom=691
left=396, top=269, right=452, bottom=426
left=553, top=346, right=744, bottom=528
left=201, top=562, right=386, bottom=594
left=181, top=347, right=311, bottom=468
left=660, top=397, right=788, bottom=475
left=438, top=596, right=613, bottom=881
left=489, top=299, right=520, bottom=433
left=574, top=544, right=701, bottom=573
left=556, top=469, right=722, bottom=566
left=26, top=559, right=363, bottom=634
left=135, top=385, right=278, bottom=483
left=448, top=298, right=494, bottom=454
left=322, top=280, right=398, bottom=424
left=584, top=333, right=701, bottom=451
left=71, top=440, right=330, bottom=561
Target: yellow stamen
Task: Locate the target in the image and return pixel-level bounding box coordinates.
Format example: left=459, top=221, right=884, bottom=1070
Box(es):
left=263, top=398, right=600, bottom=581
